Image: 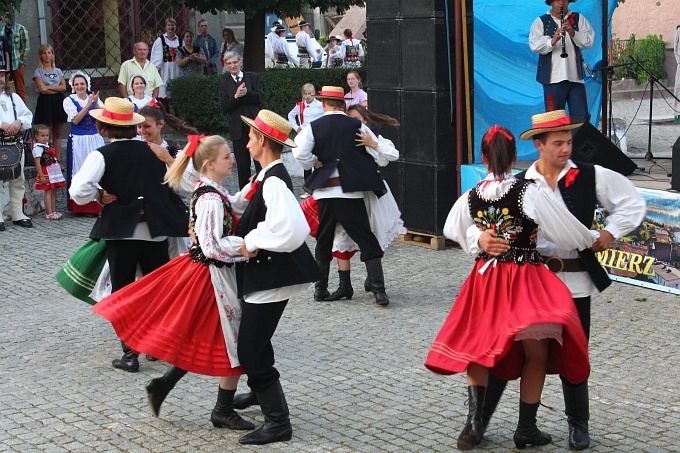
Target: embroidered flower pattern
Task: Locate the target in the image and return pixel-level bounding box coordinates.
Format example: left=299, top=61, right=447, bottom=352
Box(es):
left=473, top=205, right=532, bottom=245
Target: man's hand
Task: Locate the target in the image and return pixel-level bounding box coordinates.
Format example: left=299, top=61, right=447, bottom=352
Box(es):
left=591, top=230, right=614, bottom=252
left=478, top=229, right=510, bottom=257
left=235, top=82, right=247, bottom=99
left=240, top=240, right=258, bottom=258
left=147, top=142, right=174, bottom=164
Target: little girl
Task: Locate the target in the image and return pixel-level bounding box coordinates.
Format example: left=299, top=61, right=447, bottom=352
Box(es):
left=32, top=124, right=66, bottom=219
left=93, top=135, right=255, bottom=431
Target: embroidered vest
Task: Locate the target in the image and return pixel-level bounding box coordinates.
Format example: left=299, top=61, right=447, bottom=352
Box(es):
left=188, top=185, right=237, bottom=268
left=469, top=179, right=542, bottom=265
left=344, top=39, right=360, bottom=63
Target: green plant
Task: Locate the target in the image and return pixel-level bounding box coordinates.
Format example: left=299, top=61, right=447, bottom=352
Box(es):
left=632, top=34, right=667, bottom=84
left=167, top=67, right=367, bottom=136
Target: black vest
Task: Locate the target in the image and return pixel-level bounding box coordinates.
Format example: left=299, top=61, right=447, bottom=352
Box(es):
left=518, top=162, right=610, bottom=291
left=536, top=12, right=584, bottom=84
left=305, top=114, right=387, bottom=194
left=235, top=163, right=319, bottom=298
left=90, top=140, right=189, bottom=240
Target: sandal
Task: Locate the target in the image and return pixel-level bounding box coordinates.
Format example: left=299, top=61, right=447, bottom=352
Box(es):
left=46, top=212, right=63, bottom=220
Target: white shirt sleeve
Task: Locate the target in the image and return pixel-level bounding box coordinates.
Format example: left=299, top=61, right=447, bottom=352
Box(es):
left=522, top=183, right=596, bottom=251
left=69, top=151, right=105, bottom=204
left=227, top=184, right=250, bottom=217
left=11, top=94, right=33, bottom=130
left=529, top=16, right=554, bottom=55
left=288, top=104, right=299, bottom=130
left=243, top=177, right=310, bottom=253
left=364, top=130, right=399, bottom=167
left=292, top=125, right=317, bottom=170
left=572, top=13, right=595, bottom=50
left=594, top=166, right=646, bottom=239
left=150, top=37, right=163, bottom=70
left=194, top=193, right=244, bottom=261
left=443, top=191, right=476, bottom=253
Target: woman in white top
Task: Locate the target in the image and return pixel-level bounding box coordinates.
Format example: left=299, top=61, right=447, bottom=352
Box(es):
left=126, top=74, right=152, bottom=112
left=62, top=71, right=105, bottom=214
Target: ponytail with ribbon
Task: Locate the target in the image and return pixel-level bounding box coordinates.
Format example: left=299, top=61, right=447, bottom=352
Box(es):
left=184, top=134, right=206, bottom=157
left=484, top=124, right=513, bottom=145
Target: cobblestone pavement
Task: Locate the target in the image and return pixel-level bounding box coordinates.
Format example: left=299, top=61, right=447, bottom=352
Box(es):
left=0, top=172, right=678, bottom=452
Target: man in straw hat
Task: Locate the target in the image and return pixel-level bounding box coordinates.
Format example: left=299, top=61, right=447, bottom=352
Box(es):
left=292, top=86, right=398, bottom=306
left=0, top=66, right=33, bottom=231
left=529, top=0, right=594, bottom=121
left=231, top=109, right=318, bottom=445
left=70, top=97, right=190, bottom=373
left=474, top=109, right=645, bottom=450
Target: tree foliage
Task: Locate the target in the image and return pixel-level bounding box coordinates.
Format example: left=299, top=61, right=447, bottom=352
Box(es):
left=169, top=0, right=365, bottom=71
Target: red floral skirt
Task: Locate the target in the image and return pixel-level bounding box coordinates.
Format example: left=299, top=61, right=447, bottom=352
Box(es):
left=425, top=259, right=590, bottom=384
left=92, top=254, right=243, bottom=377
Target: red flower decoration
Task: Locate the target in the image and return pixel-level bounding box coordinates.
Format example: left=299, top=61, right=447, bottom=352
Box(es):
left=564, top=168, right=580, bottom=187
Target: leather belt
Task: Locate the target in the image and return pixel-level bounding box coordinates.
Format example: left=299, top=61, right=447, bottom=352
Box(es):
left=545, top=257, right=586, bottom=273
left=322, top=177, right=342, bottom=188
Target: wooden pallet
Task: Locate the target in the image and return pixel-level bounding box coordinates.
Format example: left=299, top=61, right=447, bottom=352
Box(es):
left=396, top=230, right=450, bottom=251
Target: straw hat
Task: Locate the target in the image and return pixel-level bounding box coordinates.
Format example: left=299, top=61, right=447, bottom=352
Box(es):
left=241, top=109, right=297, bottom=148
left=315, top=86, right=345, bottom=101
left=89, top=97, right=145, bottom=126
left=519, top=110, right=584, bottom=140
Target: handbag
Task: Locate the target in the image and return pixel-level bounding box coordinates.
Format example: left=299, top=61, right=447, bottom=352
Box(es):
left=0, top=133, right=22, bottom=180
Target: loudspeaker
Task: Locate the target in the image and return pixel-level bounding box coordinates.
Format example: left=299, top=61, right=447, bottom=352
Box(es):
left=401, top=90, right=455, bottom=163
left=366, top=21, right=401, bottom=88
left=672, top=136, right=680, bottom=191
left=572, top=122, right=637, bottom=176
left=401, top=17, right=454, bottom=90
left=399, top=162, right=457, bottom=235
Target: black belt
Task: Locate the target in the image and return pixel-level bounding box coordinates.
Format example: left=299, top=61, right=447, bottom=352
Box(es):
left=545, top=257, right=586, bottom=273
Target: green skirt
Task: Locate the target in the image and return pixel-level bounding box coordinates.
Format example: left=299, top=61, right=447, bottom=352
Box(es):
left=55, top=239, right=108, bottom=305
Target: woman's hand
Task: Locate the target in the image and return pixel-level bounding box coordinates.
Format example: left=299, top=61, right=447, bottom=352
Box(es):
left=355, top=129, right=378, bottom=149
left=147, top=142, right=174, bottom=165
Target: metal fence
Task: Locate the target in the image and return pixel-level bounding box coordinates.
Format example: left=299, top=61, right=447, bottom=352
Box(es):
left=51, top=0, right=191, bottom=91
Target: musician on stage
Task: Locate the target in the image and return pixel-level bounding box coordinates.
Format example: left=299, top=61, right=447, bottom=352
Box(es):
left=0, top=69, right=33, bottom=231
left=529, top=0, right=594, bottom=120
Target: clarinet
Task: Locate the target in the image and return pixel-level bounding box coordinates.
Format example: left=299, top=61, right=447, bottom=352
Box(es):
left=560, top=6, right=568, bottom=58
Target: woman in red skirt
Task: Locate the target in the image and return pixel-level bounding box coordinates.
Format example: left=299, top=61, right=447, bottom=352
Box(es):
left=424, top=124, right=594, bottom=450
left=93, top=135, right=258, bottom=431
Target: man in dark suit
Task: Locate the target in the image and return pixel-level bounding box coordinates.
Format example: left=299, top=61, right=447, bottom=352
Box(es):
left=220, top=52, right=265, bottom=188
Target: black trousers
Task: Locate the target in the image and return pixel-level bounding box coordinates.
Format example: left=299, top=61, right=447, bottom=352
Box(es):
left=233, top=124, right=262, bottom=189
left=106, top=239, right=169, bottom=292
left=315, top=197, right=383, bottom=263
left=237, top=300, right=288, bottom=392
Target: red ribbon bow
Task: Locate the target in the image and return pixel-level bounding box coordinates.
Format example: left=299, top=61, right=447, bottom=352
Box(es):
left=564, top=168, right=580, bottom=187
left=485, top=124, right=513, bottom=144
left=296, top=101, right=305, bottom=125
left=185, top=134, right=206, bottom=157
left=148, top=98, right=162, bottom=109
left=244, top=180, right=260, bottom=201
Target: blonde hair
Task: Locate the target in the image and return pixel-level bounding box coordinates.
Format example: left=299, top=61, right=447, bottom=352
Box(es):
left=38, top=43, right=55, bottom=69
left=301, top=83, right=315, bottom=96
left=165, top=135, right=228, bottom=191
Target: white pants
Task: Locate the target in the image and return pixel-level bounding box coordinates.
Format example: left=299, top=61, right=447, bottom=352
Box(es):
left=0, top=156, right=29, bottom=222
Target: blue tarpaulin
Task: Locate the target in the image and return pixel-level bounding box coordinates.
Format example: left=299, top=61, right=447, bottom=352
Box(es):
left=473, top=0, right=619, bottom=162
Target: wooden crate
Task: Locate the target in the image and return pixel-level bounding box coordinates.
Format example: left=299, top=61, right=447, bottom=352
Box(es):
left=396, top=230, right=450, bottom=251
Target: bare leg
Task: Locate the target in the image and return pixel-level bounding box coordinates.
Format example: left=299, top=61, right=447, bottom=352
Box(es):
left=519, top=339, right=548, bottom=404
left=337, top=258, right=350, bottom=271
left=44, top=189, right=55, bottom=215
left=467, top=362, right=489, bottom=387
left=219, top=375, right=240, bottom=391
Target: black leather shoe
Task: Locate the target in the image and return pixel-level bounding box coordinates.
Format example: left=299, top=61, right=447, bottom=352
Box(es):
left=12, top=219, right=33, bottom=228
left=0, top=222, right=5, bottom=232
left=112, top=357, right=139, bottom=372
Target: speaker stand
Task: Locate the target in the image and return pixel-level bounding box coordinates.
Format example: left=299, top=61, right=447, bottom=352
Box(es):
left=629, top=57, right=680, bottom=163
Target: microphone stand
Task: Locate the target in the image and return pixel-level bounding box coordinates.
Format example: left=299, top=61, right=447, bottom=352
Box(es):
left=629, top=56, right=680, bottom=162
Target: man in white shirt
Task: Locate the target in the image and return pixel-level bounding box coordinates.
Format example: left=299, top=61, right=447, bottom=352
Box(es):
left=294, top=20, right=321, bottom=69
left=476, top=110, right=645, bottom=450
left=272, top=25, right=299, bottom=68
left=529, top=0, right=594, bottom=120
left=150, top=18, right=180, bottom=108
left=0, top=69, right=33, bottom=230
